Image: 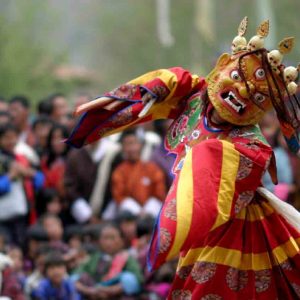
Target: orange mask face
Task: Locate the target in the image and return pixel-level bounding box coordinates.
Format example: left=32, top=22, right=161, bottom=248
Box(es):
left=206, top=51, right=286, bottom=126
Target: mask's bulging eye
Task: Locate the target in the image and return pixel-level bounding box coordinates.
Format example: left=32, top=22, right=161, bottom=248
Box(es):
left=230, top=70, right=242, bottom=81
left=254, top=92, right=266, bottom=103
left=255, top=68, right=265, bottom=80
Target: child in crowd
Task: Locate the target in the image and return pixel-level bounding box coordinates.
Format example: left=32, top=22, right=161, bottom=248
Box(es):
left=115, top=210, right=137, bottom=249
left=32, top=252, right=80, bottom=300
left=7, top=246, right=26, bottom=288
left=23, top=225, right=48, bottom=274
left=64, top=225, right=82, bottom=251
left=41, top=213, right=68, bottom=254
left=0, top=252, right=25, bottom=300
left=75, top=222, right=143, bottom=299
left=24, top=246, right=48, bottom=299
left=36, top=188, right=63, bottom=218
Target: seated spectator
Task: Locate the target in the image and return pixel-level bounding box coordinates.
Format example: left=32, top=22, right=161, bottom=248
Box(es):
left=111, top=129, right=166, bottom=217
left=24, top=246, right=48, bottom=299
left=32, top=252, right=80, bottom=300
left=24, top=226, right=48, bottom=274
left=41, top=214, right=68, bottom=254
left=64, top=225, right=82, bottom=251
left=115, top=210, right=137, bottom=249
left=0, top=252, right=25, bottom=300
left=41, top=124, right=70, bottom=198
left=31, top=116, right=53, bottom=158
left=75, top=222, right=143, bottom=299
left=0, top=123, right=44, bottom=245
left=133, top=215, right=155, bottom=270
left=7, top=246, right=26, bottom=288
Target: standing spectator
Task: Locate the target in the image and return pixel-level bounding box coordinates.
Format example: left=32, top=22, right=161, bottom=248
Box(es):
left=24, top=246, right=47, bottom=299
left=65, top=138, right=120, bottom=223
left=46, top=93, right=69, bottom=124
left=41, top=124, right=70, bottom=198
left=9, top=96, right=40, bottom=166
left=9, top=95, right=34, bottom=146
left=0, top=123, right=44, bottom=245
left=111, top=129, right=166, bottom=217
left=32, top=252, right=80, bottom=300
left=31, top=116, right=53, bottom=158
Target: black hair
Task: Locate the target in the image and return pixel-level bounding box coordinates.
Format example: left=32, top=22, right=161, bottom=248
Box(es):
left=119, top=129, right=138, bottom=143
left=37, top=99, right=52, bottom=116
left=26, top=225, right=48, bottom=242
left=44, top=252, right=65, bottom=272
left=32, top=115, right=53, bottom=131
left=115, top=210, right=137, bottom=224
left=153, top=120, right=167, bottom=138
left=136, top=215, right=155, bottom=238
left=0, top=123, right=18, bottom=138
left=9, top=95, right=30, bottom=108
left=64, top=225, right=82, bottom=242
left=46, top=123, right=70, bottom=167
left=45, top=93, right=65, bottom=115
left=36, top=188, right=59, bottom=214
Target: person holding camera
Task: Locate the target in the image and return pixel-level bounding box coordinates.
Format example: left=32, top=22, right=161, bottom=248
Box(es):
left=0, top=123, right=44, bottom=246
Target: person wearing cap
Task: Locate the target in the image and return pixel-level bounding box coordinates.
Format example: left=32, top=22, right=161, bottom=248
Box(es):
left=67, top=17, right=300, bottom=299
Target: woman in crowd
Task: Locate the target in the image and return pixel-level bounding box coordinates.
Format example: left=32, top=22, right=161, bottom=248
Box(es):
left=41, top=124, right=70, bottom=198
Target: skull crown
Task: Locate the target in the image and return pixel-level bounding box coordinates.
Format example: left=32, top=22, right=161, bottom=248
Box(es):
left=231, top=17, right=298, bottom=95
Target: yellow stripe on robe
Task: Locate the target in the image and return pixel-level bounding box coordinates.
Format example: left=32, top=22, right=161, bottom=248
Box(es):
left=236, top=201, right=275, bottom=222
left=178, top=237, right=300, bottom=271
left=166, top=149, right=194, bottom=260
left=211, top=140, right=240, bottom=231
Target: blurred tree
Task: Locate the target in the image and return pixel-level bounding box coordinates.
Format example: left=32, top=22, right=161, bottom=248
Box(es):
left=0, top=0, right=74, bottom=104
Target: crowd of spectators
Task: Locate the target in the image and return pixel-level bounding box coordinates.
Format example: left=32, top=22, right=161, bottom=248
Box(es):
left=0, top=92, right=299, bottom=299
left=0, top=93, right=176, bottom=300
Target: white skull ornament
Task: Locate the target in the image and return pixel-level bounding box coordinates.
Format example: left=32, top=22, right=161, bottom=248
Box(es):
left=232, top=36, right=247, bottom=53
left=247, top=35, right=264, bottom=51
left=284, top=66, right=298, bottom=84
left=287, top=81, right=298, bottom=95
left=267, top=50, right=283, bottom=67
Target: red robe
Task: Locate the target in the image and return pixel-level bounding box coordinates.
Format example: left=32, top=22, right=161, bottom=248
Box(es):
left=67, top=67, right=300, bottom=299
